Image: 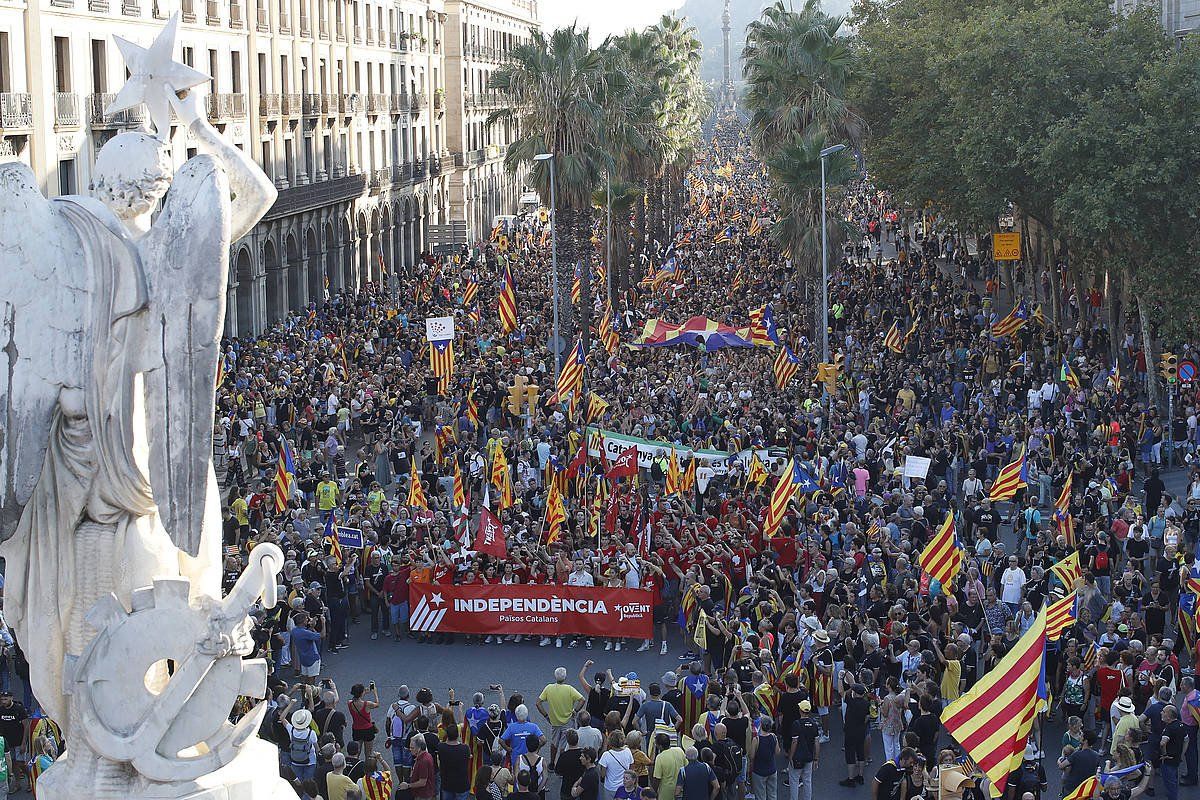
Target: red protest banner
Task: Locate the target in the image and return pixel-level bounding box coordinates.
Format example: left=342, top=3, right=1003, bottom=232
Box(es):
left=408, top=582, right=654, bottom=638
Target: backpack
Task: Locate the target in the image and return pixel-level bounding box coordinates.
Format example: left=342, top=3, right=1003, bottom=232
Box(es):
left=651, top=703, right=679, bottom=754
left=288, top=727, right=314, bottom=765
left=715, top=740, right=744, bottom=783
left=1094, top=549, right=1109, bottom=570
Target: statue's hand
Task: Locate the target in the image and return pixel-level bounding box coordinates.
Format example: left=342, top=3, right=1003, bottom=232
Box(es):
left=168, top=88, right=205, bottom=127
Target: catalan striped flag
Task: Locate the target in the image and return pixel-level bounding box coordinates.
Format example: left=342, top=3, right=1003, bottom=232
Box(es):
left=553, top=339, right=586, bottom=408
left=762, top=461, right=817, bottom=537
left=1178, top=593, right=1197, bottom=652
left=1031, top=303, right=1047, bottom=328
left=1060, top=356, right=1081, bottom=391
left=273, top=439, right=296, bottom=514
left=463, top=381, right=481, bottom=430
left=1044, top=590, right=1078, bottom=642
left=1107, top=364, right=1122, bottom=393
left=570, top=263, right=582, bottom=305
left=361, top=769, right=394, bottom=800
left=665, top=449, right=683, bottom=497
left=598, top=304, right=619, bottom=355
left=461, top=277, right=479, bottom=306
left=713, top=226, right=733, bottom=244
left=681, top=457, right=696, bottom=495
left=698, top=197, right=711, bottom=217
left=748, top=305, right=777, bottom=347
left=919, top=513, right=963, bottom=589
left=1081, top=641, right=1098, bottom=672
left=1055, top=474, right=1073, bottom=515
left=990, top=300, right=1029, bottom=339
left=586, top=392, right=609, bottom=424
left=323, top=514, right=343, bottom=567
left=748, top=216, right=763, bottom=236
left=430, top=335, right=454, bottom=376
left=905, top=316, right=920, bottom=343
left=1055, top=511, right=1076, bottom=548
left=1063, top=775, right=1099, bottom=800
left=543, top=480, right=567, bottom=545
left=407, top=459, right=429, bottom=511
left=746, top=453, right=769, bottom=487
left=488, top=224, right=501, bottom=242
left=883, top=320, right=904, bottom=353
left=1009, top=352, right=1028, bottom=374
left=452, top=460, right=470, bottom=544
left=497, top=264, right=517, bottom=333
left=773, top=345, right=802, bottom=389
left=491, top=444, right=514, bottom=510
left=215, top=356, right=227, bottom=388
left=941, top=605, right=1048, bottom=798
left=988, top=447, right=1028, bottom=501
left=1050, top=551, right=1084, bottom=590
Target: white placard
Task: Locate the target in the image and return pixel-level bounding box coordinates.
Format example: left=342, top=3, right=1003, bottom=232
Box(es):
left=425, top=316, right=455, bottom=342
left=903, top=455, right=931, bottom=479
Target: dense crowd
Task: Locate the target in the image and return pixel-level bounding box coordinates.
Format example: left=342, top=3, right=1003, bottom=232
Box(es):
left=6, top=111, right=1192, bottom=800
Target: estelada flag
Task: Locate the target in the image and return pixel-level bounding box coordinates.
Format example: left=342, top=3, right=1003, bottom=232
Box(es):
left=607, top=445, right=639, bottom=479
left=474, top=507, right=507, bottom=557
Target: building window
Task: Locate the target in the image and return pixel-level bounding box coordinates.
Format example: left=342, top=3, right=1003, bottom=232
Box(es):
left=53, top=37, right=71, bottom=93
left=58, top=159, right=76, bottom=196
left=90, top=39, right=106, bottom=93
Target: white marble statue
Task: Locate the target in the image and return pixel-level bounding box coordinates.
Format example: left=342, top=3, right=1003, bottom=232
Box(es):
left=0, top=14, right=295, bottom=799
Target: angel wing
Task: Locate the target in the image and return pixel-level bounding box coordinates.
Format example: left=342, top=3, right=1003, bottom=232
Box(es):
left=139, top=154, right=230, bottom=557
left=0, top=163, right=93, bottom=541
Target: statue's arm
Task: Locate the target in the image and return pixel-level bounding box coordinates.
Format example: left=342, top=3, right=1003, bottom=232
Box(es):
left=170, top=91, right=276, bottom=242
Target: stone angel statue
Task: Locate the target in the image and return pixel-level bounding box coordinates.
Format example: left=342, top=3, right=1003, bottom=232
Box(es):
left=0, top=15, right=294, bottom=800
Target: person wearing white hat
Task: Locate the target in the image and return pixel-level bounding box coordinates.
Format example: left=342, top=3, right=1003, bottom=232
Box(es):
left=284, top=706, right=318, bottom=781
left=1111, top=696, right=1139, bottom=754
left=809, top=630, right=834, bottom=743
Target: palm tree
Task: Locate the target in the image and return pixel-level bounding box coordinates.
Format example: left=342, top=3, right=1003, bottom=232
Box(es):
left=489, top=26, right=609, bottom=347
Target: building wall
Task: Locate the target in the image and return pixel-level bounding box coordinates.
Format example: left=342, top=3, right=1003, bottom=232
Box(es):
left=444, top=0, right=534, bottom=241
left=0, top=0, right=538, bottom=336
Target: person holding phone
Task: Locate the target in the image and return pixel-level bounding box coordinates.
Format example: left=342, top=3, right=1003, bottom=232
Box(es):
left=348, top=682, right=381, bottom=758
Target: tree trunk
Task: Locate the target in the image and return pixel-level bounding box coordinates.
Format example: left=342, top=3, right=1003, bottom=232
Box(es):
left=556, top=206, right=579, bottom=349
left=1136, top=289, right=1159, bottom=410
left=576, top=210, right=593, bottom=352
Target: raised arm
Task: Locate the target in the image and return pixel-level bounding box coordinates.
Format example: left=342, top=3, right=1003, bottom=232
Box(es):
left=169, top=90, right=276, bottom=242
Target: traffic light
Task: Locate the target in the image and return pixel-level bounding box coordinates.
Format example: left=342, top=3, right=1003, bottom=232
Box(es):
left=525, top=384, right=540, bottom=411
left=1160, top=352, right=1178, bottom=383
left=831, top=352, right=845, bottom=381
left=508, top=375, right=529, bottom=414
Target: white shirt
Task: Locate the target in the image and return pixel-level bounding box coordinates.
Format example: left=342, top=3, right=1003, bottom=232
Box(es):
left=567, top=570, right=594, bottom=587
left=1000, top=567, right=1026, bottom=604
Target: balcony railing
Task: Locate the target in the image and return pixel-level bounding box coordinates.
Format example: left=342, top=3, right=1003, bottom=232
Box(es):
left=339, top=93, right=363, bottom=115
left=279, top=12, right=291, bottom=33
left=319, top=18, right=329, bottom=38
left=367, top=93, right=387, bottom=115
left=428, top=155, right=441, bottom=177
left=412, top=160, right=426, bottom=179
left=181, top=0, right=196, bottom=21
left=259, top=93, right=282, bottom=117
left=433, top=91, right=443, bottom=110
left=206, top=93, right=247, bottom=121
left=230, top=2, right=244, bottom=27
left=282, top=93, right=302, bottom=116
left=321, top=93, right=335, bottom=115
left=87, top=92, right=146, bottom=127
left=410, top=91, right=427, bottom=112
left=336, top=21, right=346, bottom=41
left=302, top=93, right=321, bottom=116
left=389, top=93, right=408, bottom=114
left=54, top=92, right=80, bottom=127
left=262, top=173, right=368, bottom=222
left=392, top=162, right=412, bottom=185
left=300, top=14, right=310, bottom=36
left=454, top=149, right=485, bottom=167
left=207, top=0, right=220, bottom=24
left=370, top=167, right=391, bottom=193
left=91, top=0, right=110, bottom=10
left=353, top=24, right=362, bottom=43
left=0, top=93, right=33, bottom=129
left=365, top=27, right=374, bottom=45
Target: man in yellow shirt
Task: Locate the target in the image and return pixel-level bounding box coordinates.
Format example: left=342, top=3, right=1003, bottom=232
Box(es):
left=652, top=739, right=688, bottom=800
left=324, top=753, right=357, bottom=800
left=316, top=474, right=340, bottom=521
left=536, top=667, right=584, bottom=763
left=367, top=482, right=387, bottom=515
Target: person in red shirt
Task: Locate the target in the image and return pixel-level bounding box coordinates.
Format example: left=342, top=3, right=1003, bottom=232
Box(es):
left=398, top=736, right=436, bottom=800
left=382, top=560, right=411, bottom=639
left=1094, top=651, right=1125, bottom=736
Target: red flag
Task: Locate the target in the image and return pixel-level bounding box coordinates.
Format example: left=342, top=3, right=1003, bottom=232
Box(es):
left=607, top=445, right=639, bottom=480
left=603, top=483, right=623, bottom=534
left=627, top=493, right=643, bottom=542
left=565, top=438, right=588, bottom=478
left=473, top=508, right=507, bottom=557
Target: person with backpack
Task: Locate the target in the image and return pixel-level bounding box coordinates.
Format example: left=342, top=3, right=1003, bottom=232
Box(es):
left=635, top=683, right=679, bottom=760
left=709, top=723, right=743, bottom=800
left=787, top=700, right=820, bottom=800
left=285, top=708, right=318, bottom=782
left=386, top=686, right=420, bottom=781
left=748, top=718, right=780, bottom=800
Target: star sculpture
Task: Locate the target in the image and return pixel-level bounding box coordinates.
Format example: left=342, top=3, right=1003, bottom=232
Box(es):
left=107, top=13, right=210, bottom=140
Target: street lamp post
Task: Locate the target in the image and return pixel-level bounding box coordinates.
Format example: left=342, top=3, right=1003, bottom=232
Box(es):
left=819, top=143, right=846, bottom=364
left=534, top=152, right=560, bottom=382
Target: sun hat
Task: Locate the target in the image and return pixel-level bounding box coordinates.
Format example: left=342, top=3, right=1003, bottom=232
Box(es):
left=291, top=709, right=312, bottom=729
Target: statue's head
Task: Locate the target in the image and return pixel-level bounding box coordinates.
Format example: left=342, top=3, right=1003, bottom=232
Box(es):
left=91, top=132, right=172, bottom=220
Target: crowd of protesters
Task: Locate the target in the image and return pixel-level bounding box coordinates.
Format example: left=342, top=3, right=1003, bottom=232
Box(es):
left=195, top=109, right=1200, bottom=800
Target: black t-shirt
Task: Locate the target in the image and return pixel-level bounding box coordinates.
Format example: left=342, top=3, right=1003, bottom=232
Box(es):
left=315, top=704, right=347, bottom=745
left=585, top=686, right=612, bottom=721
left=843, top=696, right=871, bottom=738
left=789, top=717, right=820, bottom=766
left=0, top=701, right=28, bottom=748
left=875, top=761, right=905, bottom=800
left=555, top=748, right=586, bottom=791
left=1063, top=748, right=1101, bottom=794
left=439, top=742, right=472, bottom=792
left=577, top=766, right=600, bottom=800
left=1162, top=720, right=1187, bottom=764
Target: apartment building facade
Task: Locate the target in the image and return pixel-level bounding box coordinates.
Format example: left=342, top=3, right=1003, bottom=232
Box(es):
left=0, top=0, right=538, bottom=336
left=444, top=0, right=535, bottom=240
